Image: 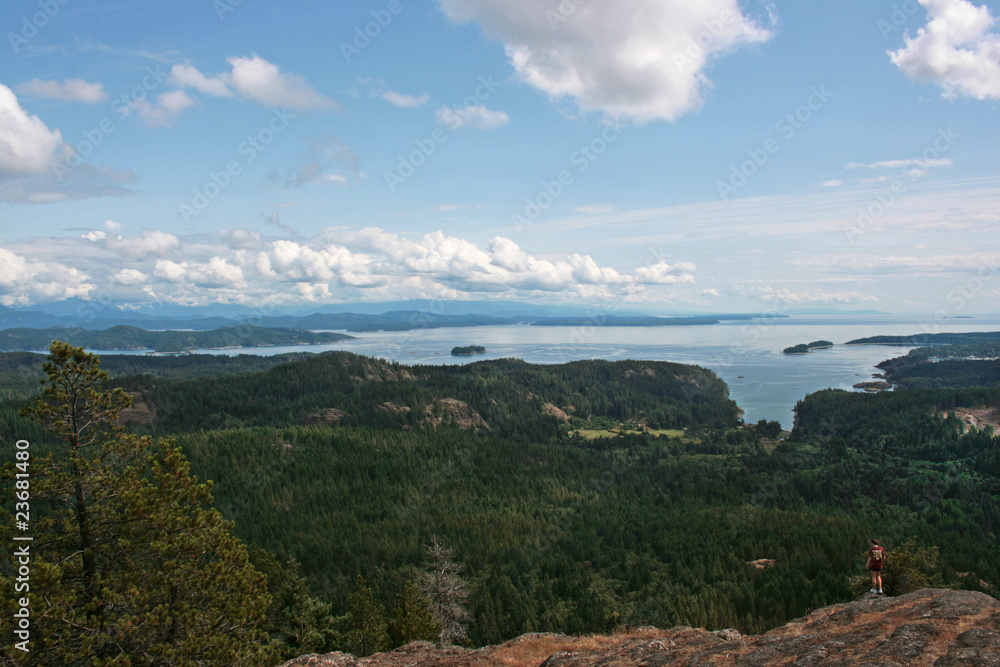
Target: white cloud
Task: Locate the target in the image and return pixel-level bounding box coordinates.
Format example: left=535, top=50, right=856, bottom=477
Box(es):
left=105, top=229, right=181, bottom=257
left=0, top=84, right=63, bottom=176
left=0, top=246, right=93, bottom=306
left=227, top=55, right=340, bottom=112
left=105, top=219, right=122, bottom=231
left=0, top=227, right=702, bottom=307
left=83, top=230, right=106, bottom=241
left=822, top=180, right=843, bottom=188
left=701, top=288, right=721, bottom=297
left=382, top=90, right=430, bottom=107
left=186, top=257, right=245, bottom=287
left=134, top=90, right=198, bottom=127
left=112, top=268, right=148, bottom=286
left=889, top=0, right=1000, bottom=99
left=633, top=261, right=697, bottom=285
left=168, top=64, right=233, bottom=97
left=438, top=0, right=773, bottom=123
left=16, top=78, right=107, bottom=104
left=154, top=259, right=187, bottom=283
left=436, top=105, right=510, bottom=129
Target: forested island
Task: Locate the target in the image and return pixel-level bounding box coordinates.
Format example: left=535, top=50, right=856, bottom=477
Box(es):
left=451, top=345, right=487, bottom=356
left=1, top=339, right=997, bottom=664
left=0, top=324, right=353, bottom=353
left=782, top=340, right=834, bottom=354
left=846, top=331, right=1000, bottom=346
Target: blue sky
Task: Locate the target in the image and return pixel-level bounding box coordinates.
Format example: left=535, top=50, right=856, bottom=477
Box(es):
left=1, top=0, right=998, bottom=314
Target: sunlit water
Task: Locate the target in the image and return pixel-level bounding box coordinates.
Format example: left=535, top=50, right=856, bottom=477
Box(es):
left=84, top=314, right=1000, bottom=429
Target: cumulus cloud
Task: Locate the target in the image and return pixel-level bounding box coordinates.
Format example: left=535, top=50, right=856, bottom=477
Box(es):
left=165, top=57, right=339, bottom=113
left=0, top=84, right=63, bottom=176
left=105, top=229, right=181, bottom=257
left=634, top=261, right=698, bottom=285
left=153, top=259, right=187, bottom=283
left=436, top=105, right=509, bottom=129
left=16, top=78, right=107, bottom=104
left=112, top=268, right=148, bottom=286
left=889, top=0, right=1000, bottom=99
left=0, top=246, right=94, bottom=306
left=264, top=135, right=361, bottom=189
left=438, top=0, right=773, bottom=123
left=228, top=55, right=340, bottom=112
left=0, top=228, right=699, bottom=307
left=134, top=90, right=198, bottom=127
left=168, top=64, right=233, bottom=97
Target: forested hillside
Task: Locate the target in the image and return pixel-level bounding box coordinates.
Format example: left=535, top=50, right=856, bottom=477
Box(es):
left=0, top=325, right=352, bottom=353
left=122, top=353, right=741, bottom=436
left=1, top=346, right=997, bottom=660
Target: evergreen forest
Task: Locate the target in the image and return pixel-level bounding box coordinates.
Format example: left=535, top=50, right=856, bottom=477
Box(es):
left=1, top=341, right=997, bottom=664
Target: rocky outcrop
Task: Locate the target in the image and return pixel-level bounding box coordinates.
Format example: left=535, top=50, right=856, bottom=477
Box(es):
left=280, top=589, right=1000, bottom=666
left=423, top=398, right=488, bottom=431
left=307, top=408, right=346, bottom=425
left=118, top=392, right=156, bottom=426
left=542, top=402, right=571, bottom=423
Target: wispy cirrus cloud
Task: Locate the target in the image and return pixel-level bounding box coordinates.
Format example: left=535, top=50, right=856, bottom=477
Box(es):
left=436, top=104, right=509, bottom=129
left=263, top=135, right=362, bottom=189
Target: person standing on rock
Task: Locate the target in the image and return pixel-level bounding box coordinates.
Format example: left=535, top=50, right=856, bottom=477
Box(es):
left=867, top=538, right=886, bottom=594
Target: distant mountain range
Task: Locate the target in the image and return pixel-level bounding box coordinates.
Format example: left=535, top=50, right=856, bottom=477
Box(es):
left=0, top=300, right=797, bottom=332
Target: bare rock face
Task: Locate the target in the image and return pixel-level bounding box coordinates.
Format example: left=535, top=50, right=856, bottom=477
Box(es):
left=280, top=589, right=1000, bottom=666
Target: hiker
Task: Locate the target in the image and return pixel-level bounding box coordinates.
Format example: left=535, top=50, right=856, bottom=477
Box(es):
left=866, top=538, right=886, bottom=594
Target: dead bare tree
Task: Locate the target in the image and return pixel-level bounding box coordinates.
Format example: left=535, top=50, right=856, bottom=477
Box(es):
left=417, top=536, right=470, bottom=646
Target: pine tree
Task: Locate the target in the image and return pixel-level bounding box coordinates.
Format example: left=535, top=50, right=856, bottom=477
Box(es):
left=2, top=342, right=277, bottom=665
left=248, top=544, right=337, bottom=659
left=418, top=537, right=470, bottom=646
left=389, top=580, right=439, bottom=647
left=342, top=575, right=390, bottom=657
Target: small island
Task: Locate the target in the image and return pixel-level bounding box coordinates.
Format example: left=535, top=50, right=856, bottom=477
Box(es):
left=783, top=340, right=834, bottom=355
left=451, top=345, right=486, bottom=356
left=853, top=380, right=892, bottom=392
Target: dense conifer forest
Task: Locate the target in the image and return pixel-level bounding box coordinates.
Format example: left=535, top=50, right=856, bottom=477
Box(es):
left=1, top=344, right=997, bottom=662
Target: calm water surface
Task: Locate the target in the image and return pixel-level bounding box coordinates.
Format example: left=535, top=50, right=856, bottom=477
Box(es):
left=94, top=315, right=1000, bottom=429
